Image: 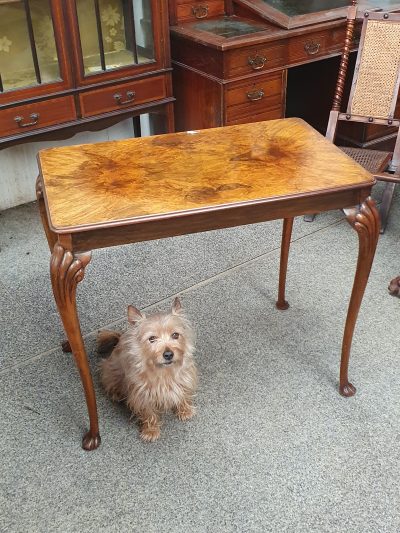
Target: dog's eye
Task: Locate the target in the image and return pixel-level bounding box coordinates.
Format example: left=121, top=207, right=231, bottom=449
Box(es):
left=171, top=332, right=180, bottom=339
left=148, top=336, right=157, bottom=343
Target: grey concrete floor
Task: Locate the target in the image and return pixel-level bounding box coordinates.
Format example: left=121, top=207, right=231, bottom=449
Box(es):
left=0, top=184, right=399, bottom=533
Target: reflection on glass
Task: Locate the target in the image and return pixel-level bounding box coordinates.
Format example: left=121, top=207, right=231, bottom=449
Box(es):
left=76, top=0, right=155, bottom=76
left=193, top=17, right=268, bottom=38
left=259, top=0, right=400, bottom=16
left=259, top=0, right=350, bottom=17
left=0, top=0, right=60, bottom=92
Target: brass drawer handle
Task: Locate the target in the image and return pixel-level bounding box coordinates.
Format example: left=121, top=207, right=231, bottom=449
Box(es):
left=14, top=113, right=39, bottom=128
left=113, top=91, right=136, bottom=105
left=192, top=4, right=208, bottom=18
left=304, top=40, right=321, bottom=56
left=248, top=54, right=267, bottom=71
left=247, top=88, right=265, bottom=102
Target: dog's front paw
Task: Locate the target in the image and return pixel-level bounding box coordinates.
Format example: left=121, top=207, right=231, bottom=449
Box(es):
left=176, top=403, right=196, bottom=421
left=140, top=426, right=161, bottom=442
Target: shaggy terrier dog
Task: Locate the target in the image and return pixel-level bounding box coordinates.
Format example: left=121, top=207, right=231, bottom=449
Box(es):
left=98, top=298, right=197, bottom=442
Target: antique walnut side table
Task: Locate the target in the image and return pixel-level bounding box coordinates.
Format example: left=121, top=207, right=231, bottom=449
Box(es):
left=36, top=118, right=379, bottom=450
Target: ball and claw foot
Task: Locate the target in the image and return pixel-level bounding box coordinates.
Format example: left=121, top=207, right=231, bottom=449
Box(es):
left=82, top=431, right=101, bottom=451
left=276, top=300, right=290, bottom=310
left=339, top=382, right=356, bottom=397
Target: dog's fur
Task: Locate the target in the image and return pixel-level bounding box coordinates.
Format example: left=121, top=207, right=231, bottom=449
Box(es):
left=98, top=298, right=197, bottom=442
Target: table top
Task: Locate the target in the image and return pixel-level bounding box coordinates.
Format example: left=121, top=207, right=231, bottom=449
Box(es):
left=38, top=118, right=373, bottom=233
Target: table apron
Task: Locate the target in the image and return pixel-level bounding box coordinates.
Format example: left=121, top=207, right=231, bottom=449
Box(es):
left=70, top=186, right=371, bottom=253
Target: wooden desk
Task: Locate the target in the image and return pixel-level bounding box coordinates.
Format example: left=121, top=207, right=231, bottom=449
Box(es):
left=36, top=118, right=379, bottom=450
left=170, top=13, right=400, bottom=148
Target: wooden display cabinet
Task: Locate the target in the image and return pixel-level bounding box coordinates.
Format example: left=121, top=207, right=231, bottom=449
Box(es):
left=0, top=0, right=174, bottom=147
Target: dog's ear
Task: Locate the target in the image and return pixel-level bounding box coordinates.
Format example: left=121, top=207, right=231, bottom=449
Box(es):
left=128, top=305, right=143, bottom=324
left=171, top=297, right=182, bottom=315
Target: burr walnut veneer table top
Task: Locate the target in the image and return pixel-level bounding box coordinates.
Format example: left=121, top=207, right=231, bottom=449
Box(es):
left=36, top=117, right=379, bottom=451
left=38, top=118, right=372, bottom=234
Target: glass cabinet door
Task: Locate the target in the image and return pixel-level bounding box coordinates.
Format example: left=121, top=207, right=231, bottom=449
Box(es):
left=0, top=0, right=62, bottom=93
left=74, top=0, right=157, bottom=78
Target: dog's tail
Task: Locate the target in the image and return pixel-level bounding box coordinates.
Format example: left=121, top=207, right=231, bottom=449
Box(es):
left=97, top=330, right=121, bottom=355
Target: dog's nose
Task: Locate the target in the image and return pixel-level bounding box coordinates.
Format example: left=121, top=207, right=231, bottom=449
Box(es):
left=163, top=350, right=174, bottom=361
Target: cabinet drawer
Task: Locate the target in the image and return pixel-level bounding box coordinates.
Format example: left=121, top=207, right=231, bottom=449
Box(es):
left=226, top=107, right=283, bottom=126
left=225, top=41, right=286, bottom=79
left=79, top=76, right=167, bottom=118
left=288, top=31, right=329, bottom=64
left=225, top=71, right=284, bottom=123
left=175, top=1, right=225, bottom=22
left=0, top=96, right=76, bottom=138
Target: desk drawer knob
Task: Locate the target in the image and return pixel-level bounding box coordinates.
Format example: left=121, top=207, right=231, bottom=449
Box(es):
left=248, top=54, right=267, bottom=71
left=192, top=4, right=208, bottom=18
left=304, top=40, right=321, bottom=55
left=14, top=113, right=39, bottom=128
left=247, top=88, right=265, bottom=102
left=113, top=91, right=136, bottom=105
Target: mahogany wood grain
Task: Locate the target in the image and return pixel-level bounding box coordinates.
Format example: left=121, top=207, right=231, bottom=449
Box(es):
left=79, top=75, right=168, bottom=118
left=225, top=71, right=284, bottom=123
left=225, top=40, right=286, bottom=78
left=225, top=106, right=282, bottom=126
left=175, top=0, right=225, bottom=22
left=0, top=96, right=76, bottom=137
left=37, top=118, right=378, bottom=449
left=276, top=217, right=293, bottom=310
left=172, top=63, right=223, bottom=131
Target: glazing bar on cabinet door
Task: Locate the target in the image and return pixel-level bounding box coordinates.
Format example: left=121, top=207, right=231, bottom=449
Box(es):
left=124, top=1, right=139, bottom=64
left=93, top=0, right=106, bottom=71
left=23, top=0, right=41, bottom=84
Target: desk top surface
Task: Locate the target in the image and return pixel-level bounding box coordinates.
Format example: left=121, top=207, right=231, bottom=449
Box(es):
left=38, top=118, right=373, bottom=233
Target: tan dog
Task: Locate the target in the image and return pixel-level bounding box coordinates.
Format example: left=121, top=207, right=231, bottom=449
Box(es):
left=98, top=298, right=197, bottom=442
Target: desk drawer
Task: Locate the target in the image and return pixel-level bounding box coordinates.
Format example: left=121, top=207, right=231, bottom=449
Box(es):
left=175, top=1, right=225, bottom=22
left=288, top=31, right=329, bottom=64
left=79, top=76, right=167, bottom=118
left=0, top=96, right=76, bottom=138
left=225, top=41, right=286, bottom=79
left=225, top=71, right=284, bottom=123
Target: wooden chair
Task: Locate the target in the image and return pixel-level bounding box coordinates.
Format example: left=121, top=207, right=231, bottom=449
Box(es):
left=305, top=1, right=400, bottom=233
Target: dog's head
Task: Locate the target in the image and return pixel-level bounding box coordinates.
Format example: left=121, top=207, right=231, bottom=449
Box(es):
left=128, top=297, right=195, bottom=369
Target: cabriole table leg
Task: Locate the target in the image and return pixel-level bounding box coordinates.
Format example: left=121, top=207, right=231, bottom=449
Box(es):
left=340, top=198, right=380, bottom=397
left=50, top=243, right=101, bottom=450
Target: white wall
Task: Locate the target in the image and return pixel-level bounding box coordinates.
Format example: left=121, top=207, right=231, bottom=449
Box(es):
left=0, top=116, right=151, bottom=211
